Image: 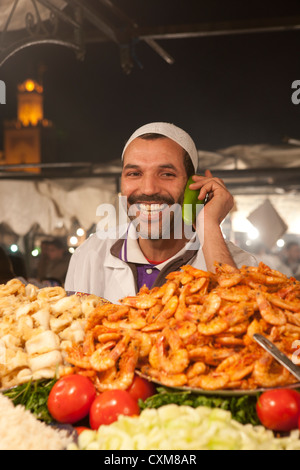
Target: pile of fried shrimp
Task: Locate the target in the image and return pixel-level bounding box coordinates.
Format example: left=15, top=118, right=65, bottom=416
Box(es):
left=65, top=262, right=300, bottom=392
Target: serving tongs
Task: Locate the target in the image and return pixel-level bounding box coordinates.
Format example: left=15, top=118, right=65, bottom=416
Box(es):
left=253, top=333, right=300, bottom=383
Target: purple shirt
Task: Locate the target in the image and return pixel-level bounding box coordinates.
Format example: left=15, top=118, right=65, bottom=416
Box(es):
left=119, top=230, right=161, bottom=290
left=136, top=264, right=160, bottom=290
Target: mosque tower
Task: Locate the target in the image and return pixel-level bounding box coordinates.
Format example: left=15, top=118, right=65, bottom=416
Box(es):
left=3, top=77, right=56, bottom=173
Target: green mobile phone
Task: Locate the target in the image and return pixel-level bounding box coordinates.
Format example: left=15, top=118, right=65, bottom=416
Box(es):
left=182, top=176, right=205, bottom=225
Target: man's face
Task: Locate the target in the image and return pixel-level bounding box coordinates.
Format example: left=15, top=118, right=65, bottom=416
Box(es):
left=121, top=137, right=188, bottom=239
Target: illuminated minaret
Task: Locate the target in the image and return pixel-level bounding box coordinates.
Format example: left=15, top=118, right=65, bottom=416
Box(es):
left=3, top=78, right=55, bottom=173
left=17, top=79, right=44, bottom=127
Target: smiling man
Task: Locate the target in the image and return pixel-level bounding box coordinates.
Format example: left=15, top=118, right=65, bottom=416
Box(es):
left=65, top=122, right=256, bottom=302
left=122, top=133, right=188, bottom=249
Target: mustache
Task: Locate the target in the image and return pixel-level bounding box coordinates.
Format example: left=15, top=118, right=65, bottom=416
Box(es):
left=127, top=194, right=175, bottom=206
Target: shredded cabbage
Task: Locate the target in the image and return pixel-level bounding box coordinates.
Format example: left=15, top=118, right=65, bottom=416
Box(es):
left=68, top=405, right=300, bottom=450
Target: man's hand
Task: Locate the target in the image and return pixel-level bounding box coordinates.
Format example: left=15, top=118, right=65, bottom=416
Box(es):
left=189, top=169, right=234, bottom=226
left=190, top=170, right=236, bottom=271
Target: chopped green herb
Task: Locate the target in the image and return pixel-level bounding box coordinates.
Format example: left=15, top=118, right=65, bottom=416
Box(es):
left=2, top=379, right=57, bottom=424
left=139, top=387, right=260, bottom=426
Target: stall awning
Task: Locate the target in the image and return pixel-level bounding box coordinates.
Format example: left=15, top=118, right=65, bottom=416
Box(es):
left=0, top=0, right=67, bottom=32
left=0, top=177, right=117, bottom=236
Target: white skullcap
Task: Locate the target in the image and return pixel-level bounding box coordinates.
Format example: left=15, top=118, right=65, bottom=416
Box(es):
left=121, top=122, right=198, bottom=172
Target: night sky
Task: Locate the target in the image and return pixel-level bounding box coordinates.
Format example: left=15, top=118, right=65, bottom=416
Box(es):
left=0, top=0, right=300, bottom=165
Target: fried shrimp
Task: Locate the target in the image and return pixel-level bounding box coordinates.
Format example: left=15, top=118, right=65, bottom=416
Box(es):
left=94, top=340, right=139, bottom=391
left=252, top=354, right=291, bottom=388
left=241, top=265, right=289, bottom=286
left=106, top=306, right=130, bottom=322
left=156, top=339, right=189, bottom=375
left=222, top=302, right=255, bottom=328
left=65, top=345, right=92, bottom=370
left=186, top=361, right=206, bottom=379
left=103, top=318, right=147, bottom=330
left=197, top=317, right=229, bottom=336
left=85, top=304, right=116, bottom=331
left=173, top=321, right=197, bottom=340
left=180, top=265, right=211, bottom=279
left=154, top=295, right=179, bottom=323
left=188, top=277, right=208, bottom=294
left=141, top=365, right=188, bottom=387
left=216, top=349, right=259, bottom=381
left=188, top=345, right=234, bottom=366
left=226, top=321, right=249, bottom=335
left=121, top=294, right=157, bottom=309
left=219, top=286, right=251, bottom=302
left=89, top=335, right=130, bottom=372
left=161, top=281, right=179, bottom=305
left=193, top=372, right=230, bottom=390
left=149, top=327, right=189, bottom=375
left=215, top=263, right=243, bottom=288
left=64, top=261, right=300, bottom=392
left=217, top=273, right=243, bottom=288
left=256, top=292, right=287, bottom=326
left=174, top=284, right=190, bottom=321
left=126, top=330, right=152, bottom=357
left=214, top=335, right=244, bottom=347
left=266, top=293, right=300, bottom=313
left=200, top=291, right=222, bottom=322
left=158, top=371, right=187, bottom=387
left=244, top=318, right=268, bottom=345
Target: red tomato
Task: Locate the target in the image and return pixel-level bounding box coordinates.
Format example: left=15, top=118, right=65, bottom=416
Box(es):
left=89, top=390, right=140, bottom=429
left=127, top=374, right=156, bottom=402
left=75, top=426, right=90, bottom=436
left=256, top=389, right=300, bottom=431
left=47, top=375, right=96, bottom=424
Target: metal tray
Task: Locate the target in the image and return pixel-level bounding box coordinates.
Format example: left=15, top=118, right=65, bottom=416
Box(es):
left=136, top=370, right=300, bottom=396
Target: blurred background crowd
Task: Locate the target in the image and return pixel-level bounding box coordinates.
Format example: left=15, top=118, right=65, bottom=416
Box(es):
left=0, top=237, right=71, bottom=287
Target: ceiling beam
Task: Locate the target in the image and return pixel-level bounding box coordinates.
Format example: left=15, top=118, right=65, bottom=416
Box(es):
left=63, top=0, right=122, bottom=43
left=84, top=15, right=300, bottom=44
left=96, top=0, right=138, bottom=28
left=82, top=14, right=300, bottom=68
left=142, top=37, right=175, bottom=64
left=35, top=0, right=81, bottom=29
left=136, top=16, right=300, bottom=40
left=96, top=0, right=174, bottom=65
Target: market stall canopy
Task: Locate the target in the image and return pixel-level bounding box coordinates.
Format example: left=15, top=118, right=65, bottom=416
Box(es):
left=0, top=177, right=117, bottom=236
left=2, top=142, right=300, bottom=180
left=1, top=0, right=300, bottom=71
left=197, top=143, right=300, bottom=195
left=198, top=143, right=300, bottom=170
left=0, top=0, right=67, bottom=32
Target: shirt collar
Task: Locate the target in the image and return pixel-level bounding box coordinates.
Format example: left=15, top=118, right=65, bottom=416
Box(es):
left=118, top=223, right=199, bottom=271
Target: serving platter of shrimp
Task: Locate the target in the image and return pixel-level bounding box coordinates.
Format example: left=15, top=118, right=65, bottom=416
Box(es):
left=65, top=262, right=300, bottom=395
